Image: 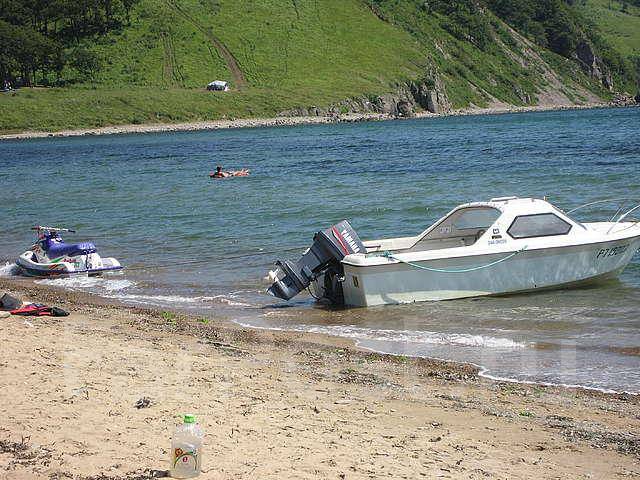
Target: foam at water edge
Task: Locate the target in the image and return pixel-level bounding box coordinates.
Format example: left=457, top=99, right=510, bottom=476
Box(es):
left=236, top=321, right=527, bottom=349
left=236, top=319, right=637, bottom=395
left=0, top=262, right=20, bottom=276
left=36, top=276, right=135, bottom=292
left=105, top=292, right=251, bottom=307
left=357, top=343, right=638, bottom=395
left=476, top=366, right=638, bottom=395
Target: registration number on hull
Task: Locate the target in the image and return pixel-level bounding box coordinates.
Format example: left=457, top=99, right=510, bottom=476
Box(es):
left=596, top=244, right=628, bottom=259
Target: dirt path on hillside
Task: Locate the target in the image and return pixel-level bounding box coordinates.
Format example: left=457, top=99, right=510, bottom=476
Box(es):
left=160, top=31, right=185, bottom=87
left=165, top=0, right=247, bottom=89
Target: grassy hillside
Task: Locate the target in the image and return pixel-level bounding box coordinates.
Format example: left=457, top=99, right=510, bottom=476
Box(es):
left=581, top=0, right=640, bottom=57
left=0, top=0, right=633, bottom=134
left=1, top=0, right=429, bottom=133
left=85, top=0, right=426, bottom=90
left=361, top=0, right=604, bottom=107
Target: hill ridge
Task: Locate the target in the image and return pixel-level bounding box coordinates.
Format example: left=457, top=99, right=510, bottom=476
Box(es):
left=0, top=0, right=638, bottom=134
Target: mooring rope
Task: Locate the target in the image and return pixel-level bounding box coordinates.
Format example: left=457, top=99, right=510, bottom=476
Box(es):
left=381, top=246, right=528, bottom=273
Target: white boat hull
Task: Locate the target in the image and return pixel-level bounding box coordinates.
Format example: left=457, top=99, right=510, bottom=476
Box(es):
left=337, top=238, right=640, bottom=307
left=16, top=250, right=122, bottom=277
left=268, top=197, right=640, bottom=308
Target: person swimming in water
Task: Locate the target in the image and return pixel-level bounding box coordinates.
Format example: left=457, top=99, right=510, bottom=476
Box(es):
left=210, top=165, right=250, bottom=178
left=211, top=165, right=226, bottom=178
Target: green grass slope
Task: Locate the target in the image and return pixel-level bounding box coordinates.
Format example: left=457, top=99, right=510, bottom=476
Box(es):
left=581, top=0, right=640, bottom=57
left=1, top=0, right=429, bottom=133
left=0, top=0, right=624, bottom=134
left=362, top=0, right=605, bottom=107
left=88, top=0, right=426, bottom=90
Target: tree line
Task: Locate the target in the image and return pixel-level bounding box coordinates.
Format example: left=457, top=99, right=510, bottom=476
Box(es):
left=0, top=0, right=138, bottom=87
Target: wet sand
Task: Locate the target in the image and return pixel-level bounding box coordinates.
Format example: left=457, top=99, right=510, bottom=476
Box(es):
left=0, top=277, right=638, bottom=479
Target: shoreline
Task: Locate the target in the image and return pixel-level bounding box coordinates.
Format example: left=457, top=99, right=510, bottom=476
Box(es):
left=1, top=276, right=639, bottom=479
left=1, top=274, right=636, bottom=400
left=234, top=318, right=637, bottom=397
left=0, top=101, right=625, bottom=141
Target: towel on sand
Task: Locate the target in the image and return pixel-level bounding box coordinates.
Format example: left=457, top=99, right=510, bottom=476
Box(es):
left=1, top=293, right=69, bottom=317
left=10, top=304, right=69, bottom=317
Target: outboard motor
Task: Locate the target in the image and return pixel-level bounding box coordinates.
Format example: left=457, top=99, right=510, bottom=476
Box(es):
left=267, top=220, right=365, bottom=304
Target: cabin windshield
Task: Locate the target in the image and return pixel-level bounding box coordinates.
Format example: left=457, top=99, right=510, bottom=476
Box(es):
left=408, top=206, right=501, bottom=252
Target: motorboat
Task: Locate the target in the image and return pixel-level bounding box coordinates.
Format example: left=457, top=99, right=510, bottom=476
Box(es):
left=266, top=197, right=640, bottom=307
left=16, top=226, right=123, bottom=277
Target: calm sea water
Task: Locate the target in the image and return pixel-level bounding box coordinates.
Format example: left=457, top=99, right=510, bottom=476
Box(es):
left=1, top=107, right=639, bottom=393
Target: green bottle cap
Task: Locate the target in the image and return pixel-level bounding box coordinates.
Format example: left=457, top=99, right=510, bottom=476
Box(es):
left=183, top=414, right=196, bottom=424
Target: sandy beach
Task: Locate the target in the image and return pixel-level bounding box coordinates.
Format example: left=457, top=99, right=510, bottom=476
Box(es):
left=0, top=102, right=620, bottom=141
left=1, top=277, right=638, bottom=479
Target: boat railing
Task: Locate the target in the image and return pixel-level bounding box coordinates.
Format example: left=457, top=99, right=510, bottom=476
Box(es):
left=566, top=198, right=637, bottom=217
left=606, top=203, right=640, bottom=234
left=566, top=198, right=640, bottom=231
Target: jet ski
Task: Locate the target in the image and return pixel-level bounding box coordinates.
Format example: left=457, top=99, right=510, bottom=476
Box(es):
left=16, top=226, right=123, bottom=277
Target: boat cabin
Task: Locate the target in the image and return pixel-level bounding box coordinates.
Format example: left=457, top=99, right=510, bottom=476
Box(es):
left=364, top=197, right=582, bottom=254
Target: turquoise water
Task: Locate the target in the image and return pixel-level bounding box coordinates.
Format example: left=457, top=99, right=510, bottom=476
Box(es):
left=1, top=107, right=639, bottom=392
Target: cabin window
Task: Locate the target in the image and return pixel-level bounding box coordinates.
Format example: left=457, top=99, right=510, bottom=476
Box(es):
left=452, top=208, right=501, bottom=230
left=409, top=206, right=501, bottom=251
left=507, top=213, right=572, bottom=239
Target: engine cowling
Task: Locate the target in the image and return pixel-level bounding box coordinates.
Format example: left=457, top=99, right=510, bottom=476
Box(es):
left=266, top=220, right=365, bottom=303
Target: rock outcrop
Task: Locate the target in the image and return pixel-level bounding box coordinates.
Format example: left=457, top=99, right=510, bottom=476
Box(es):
left=576, top=41, right=613, bottom=90
left=408, top=68, right=452, bottom=114
left=609, top=92, right=637, bottom=107
left=396, top=100, right=414, bottom=117
left=277, top=66, right=451, bottom=118
left=372, top=93, right=409, bottom=115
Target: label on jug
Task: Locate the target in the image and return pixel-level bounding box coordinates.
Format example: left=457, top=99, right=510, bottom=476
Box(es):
left=172, top=445, right=200, bottom=473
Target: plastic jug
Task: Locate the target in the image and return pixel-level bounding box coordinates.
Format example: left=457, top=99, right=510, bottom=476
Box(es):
left=170, top=414, right=203, bottom=478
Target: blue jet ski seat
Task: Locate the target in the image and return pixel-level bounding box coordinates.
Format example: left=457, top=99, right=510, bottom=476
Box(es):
left=45, top=238, right=97, bottom=258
